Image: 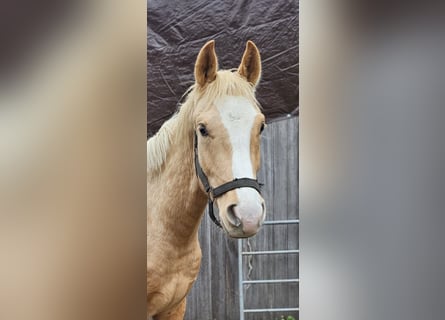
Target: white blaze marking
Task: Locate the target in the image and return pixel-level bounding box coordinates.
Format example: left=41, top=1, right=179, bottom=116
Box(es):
left=216, top=96, right=263, bottom=219
left=216, top=96, right=256, bottom=178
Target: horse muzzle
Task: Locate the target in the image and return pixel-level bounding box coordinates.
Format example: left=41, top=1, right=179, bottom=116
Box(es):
left=220, top=192, right=266, bottom=238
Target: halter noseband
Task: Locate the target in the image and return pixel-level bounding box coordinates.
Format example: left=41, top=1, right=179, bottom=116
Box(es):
left=194, top=133, right=262, bottom=228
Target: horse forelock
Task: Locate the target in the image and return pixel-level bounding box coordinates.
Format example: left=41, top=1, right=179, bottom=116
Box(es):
left=147, top=70, right=260, bottom=176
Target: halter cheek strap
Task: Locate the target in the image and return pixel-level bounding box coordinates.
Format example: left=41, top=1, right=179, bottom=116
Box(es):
left=194, top=133, right=262, bottom=228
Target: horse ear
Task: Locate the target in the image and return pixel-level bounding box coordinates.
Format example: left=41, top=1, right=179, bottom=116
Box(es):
left=238, top=40, right=261, bottom=87
left=194, top=40, right=218, bottom=87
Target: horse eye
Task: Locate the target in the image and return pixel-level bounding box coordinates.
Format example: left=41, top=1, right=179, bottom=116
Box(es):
left=199, top=125, right=209, bottom=137
left=260, top=122, right=265, bottom=134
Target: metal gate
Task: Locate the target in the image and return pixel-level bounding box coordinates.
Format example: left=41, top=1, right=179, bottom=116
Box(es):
left=238, top=218, right=300, bottom=319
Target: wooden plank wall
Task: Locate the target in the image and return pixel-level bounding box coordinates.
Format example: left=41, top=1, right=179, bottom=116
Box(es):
left=186, top=116, right=299, bottom=320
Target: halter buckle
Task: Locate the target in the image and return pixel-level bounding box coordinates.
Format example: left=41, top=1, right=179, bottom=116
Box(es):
left=206, top=187, right=214, bottom=201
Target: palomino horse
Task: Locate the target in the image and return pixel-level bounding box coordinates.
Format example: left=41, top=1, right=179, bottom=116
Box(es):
left=147, top=40, right=266, bottom=319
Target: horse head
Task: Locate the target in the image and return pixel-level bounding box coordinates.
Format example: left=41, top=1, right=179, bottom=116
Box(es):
left=192, top=40, right=266, bottom=238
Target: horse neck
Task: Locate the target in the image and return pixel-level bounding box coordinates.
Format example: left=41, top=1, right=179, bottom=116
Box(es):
left=149, top=130, right=207, bottom=247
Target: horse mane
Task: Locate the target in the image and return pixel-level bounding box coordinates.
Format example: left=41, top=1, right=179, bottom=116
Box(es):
left=147, top=70, right=260, bottom=175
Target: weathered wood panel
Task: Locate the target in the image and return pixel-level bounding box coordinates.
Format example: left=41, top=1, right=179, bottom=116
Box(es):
left=186, top=116, right=298, bottom=320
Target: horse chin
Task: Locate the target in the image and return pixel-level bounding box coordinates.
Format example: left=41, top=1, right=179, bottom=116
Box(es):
left=230, top=232, right=256, bottom=239
left=220, top=219, right=260, bottom=238
left=227, top=228, right=259, bottom=239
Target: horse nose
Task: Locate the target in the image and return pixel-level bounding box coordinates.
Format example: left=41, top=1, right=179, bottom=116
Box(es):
left=227, top=201, right=265, bottom=236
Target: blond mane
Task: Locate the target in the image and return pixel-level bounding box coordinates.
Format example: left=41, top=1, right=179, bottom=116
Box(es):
left=147, top=70, right=260, bottom=175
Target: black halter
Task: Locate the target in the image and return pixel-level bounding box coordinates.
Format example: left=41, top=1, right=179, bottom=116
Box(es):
left=194, top=133, right=262, bottom=228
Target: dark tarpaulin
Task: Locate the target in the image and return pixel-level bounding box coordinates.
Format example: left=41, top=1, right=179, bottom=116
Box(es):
left=147, top=0, right=298, bottom=138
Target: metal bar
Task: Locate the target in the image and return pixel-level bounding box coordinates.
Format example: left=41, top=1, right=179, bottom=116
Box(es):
left=263, top=219, right=299, bottom=225
left=238, top=239, right=245, bottom=320
left=244, top=307, right=299, bottom=313
left=242, top=249, right=299, bottom=255
left=243, top=278, right=299, bottom=284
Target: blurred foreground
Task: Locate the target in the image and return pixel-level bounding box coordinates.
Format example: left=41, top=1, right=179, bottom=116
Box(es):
left=301, top=1, right=445, bottom=320
left=0, top=2, right=146, bottom=320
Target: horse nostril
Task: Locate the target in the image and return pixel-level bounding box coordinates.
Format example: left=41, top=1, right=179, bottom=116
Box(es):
left=227, top=204, right=241, bottom=227
left=261, top=202, right=266, bottom=221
